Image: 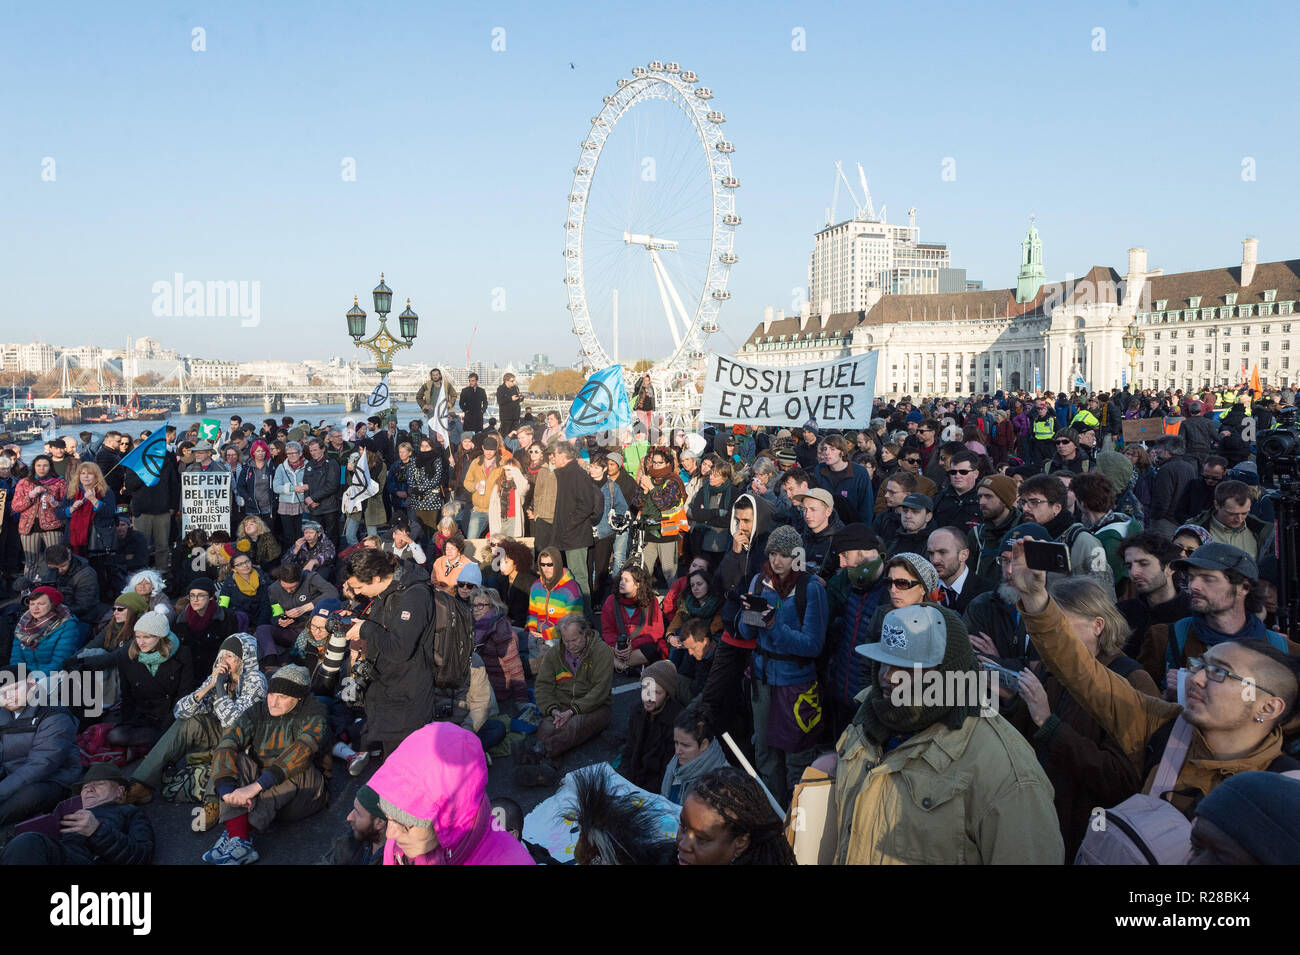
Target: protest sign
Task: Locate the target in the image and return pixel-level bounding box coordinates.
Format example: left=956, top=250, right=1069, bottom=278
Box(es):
left=701, top=352, right=878, bottom=428
left=1121, top=417, right=1168, bottom=444
left=198, top=418, right=221, bottom=441
left=181, top=471, right=231, bottom=534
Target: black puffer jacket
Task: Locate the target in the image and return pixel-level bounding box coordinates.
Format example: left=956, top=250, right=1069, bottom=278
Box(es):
left=58, top=802, right=155, bottom=865
left=357, top=568, right=436, bottom=744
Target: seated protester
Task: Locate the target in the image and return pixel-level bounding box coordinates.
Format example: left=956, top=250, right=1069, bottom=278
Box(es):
left=665, top=567, right=724, bottom=656
left=260, top=562, right=340, bottom=664
left=1009, top=538, right=1300, bottom=818
left=1018, top=474, right=1112, bottom=589
left=17, top=543, right=99, bottom=626
left=822, top=604, right=1063, bottom=864
left=1187, top=771, right=1300, bottom=865
left=871, top=471, right=918, bottom=552
left=1117, top=532, right=1192, bottom=657
left=383, top=513, right=427, bottom=574
left=0, top=763, right=154, bottom=866
left=1002, top=578, right=1158, bottom=860
left=203, top=664, right=328, bottom=865
left=1137, top=543, right=1291, bottom=691
left=71, top=612, right=195, bottom=753
left=368, top=722, right=533, bottom=865
left=204, top=535, right=236, bottom=582
left=430, top=535, right=472, bottom=594
left=824, top=524, right=888, bottom=738
left=168, top=529, right=209, bottom=599
left=525, top=614, right=614, bottom=785
left=289, top=599, right=365, bottom=759
left=736, top=525, right=829, bottom=806
left=125, top=569, right=172, bottom=619
left=125, top=633, right=267, bottom=820
left=0, top=673, right=81, bottom=825
left=318, top=783, right=387, bottom=866
left=969, top=474, right=1023, bottom=582
left=284, top=521, right=336, bottom=580
left=963, top=526, right=1048, bottom=671
left=453, top=651, right=502, bottom=754
left=527, top=546, right=583, bottom=656
left=112, top=514, right=149, bottom=576
left=660, top=704, right=729, bottom=805
left=620, top=660, right=684, bottom=792
left=676, top=619, right=718, bottom=704
left=791, top=487, right=844, bottom=579
left=431, top=516, right=460, bottom=562
left=676, top=766, right=796, bottom=866
left=889, top=493, right=935, bottom=557
left=687, top=456, right=735, bottom=568
left=927, top=526, right=993, bottom=614
left=660, top=556, right=711, bottom=628
left=1043, top=427, right=1092, bottom=475
left=19, top=586, right=91, bottom=681
left=602, top=564, right=668, bottom=673
left=495, top=538, right=537, bottom=631
left=1070, top=471, right=1141, bottom=590
left=236, top=515, right=283, bottom=571
left=217, top=552, right=272, bottom=630
left=173, top=576, right=238, bottom=676
left=1189, top=479, right=1275, bottom=562
left=469, top=587, right=527, bottom=713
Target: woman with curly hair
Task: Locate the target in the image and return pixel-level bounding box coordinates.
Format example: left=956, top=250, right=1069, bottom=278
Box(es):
left=676, top=766, right=795, bottom=865
left=236, top=514, right=282, bottom=570
left=126, top=569, right=172, bottom=618
left=600, top=564, right=667, bottom=673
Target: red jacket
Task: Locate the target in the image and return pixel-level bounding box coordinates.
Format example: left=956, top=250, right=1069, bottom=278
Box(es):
left=601, top=595, right=668, bottom=660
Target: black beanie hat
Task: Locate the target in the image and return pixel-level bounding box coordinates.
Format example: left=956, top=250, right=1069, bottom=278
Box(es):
left=1195, top=771, right=1300, bottom=864
left=219, top=636, right=245, bottom=659
left=191, top=576, right=217, bottom=596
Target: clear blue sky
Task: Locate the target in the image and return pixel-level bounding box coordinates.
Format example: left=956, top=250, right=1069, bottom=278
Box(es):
left=4, top=0, right=1297, bottom=366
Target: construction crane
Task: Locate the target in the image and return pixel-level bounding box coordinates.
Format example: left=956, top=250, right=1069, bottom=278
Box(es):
left=827, top=161, right=877, bottom=225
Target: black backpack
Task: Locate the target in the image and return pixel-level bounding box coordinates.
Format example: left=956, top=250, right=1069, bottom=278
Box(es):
left=422, top=588, right=474, bottom=690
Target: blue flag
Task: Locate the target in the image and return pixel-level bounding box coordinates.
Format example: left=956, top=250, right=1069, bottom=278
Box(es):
left=565, top=366, right=633, bottom=439
left=118, top=425, right=170, bottom=487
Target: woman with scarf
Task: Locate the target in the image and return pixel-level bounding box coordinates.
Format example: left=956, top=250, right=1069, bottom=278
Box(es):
left=11, top=586, right=82, bottom=674
left=235, top=439, right=277, bottom=526
left=665, top=567, right=724, bottom=660
left=462, top=436, right=528, bottom=541
left=431, top=536, right=471, bottom=594
left=217, top=552, right=271, bottom=629
left=273, top=441, right=308, bottom=549
left=600, top=564, right=667, bottom=673
left=173, top=576, right=238, bottom=675
left=523, top=443, right=556, bottom=551
left=634, top=447, right=688, bottom=590
left=57, top=462, right=117, bottom=598
left=407, top=436, right=446, bottom=536
left=236, top=514, right=282, bottom=571
left=660, top=706, right=731, bottom=805
left=468, top=587, right=527, bottom=713
left=11, top=454, right=66, bottom=573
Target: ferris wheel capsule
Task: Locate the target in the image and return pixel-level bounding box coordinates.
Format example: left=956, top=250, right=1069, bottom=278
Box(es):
left=680, top=70, right=697, bottom=83
left=603, top=95, right=616, bottom=105
left=664, top=62, right=681, bottom=73
left=647, top=60, right=665, bottom=71
left=720, top=176, right=739, bottom=188
left=715, top=141, right=734, bottom=153
left=694, top=87, right=712, bottom=99
left=719, top=252, right=737, bottom=265
left=711, top=290, right=731, bottom=301
left=700, top=319, right=720, bottom=333
left=723, top=214, right=741, bottom=226
left=574, top=166, right=590, bottom=176
left=706, top=110, right=725, bottom=123
left=617, top=77, right=630, bottom=88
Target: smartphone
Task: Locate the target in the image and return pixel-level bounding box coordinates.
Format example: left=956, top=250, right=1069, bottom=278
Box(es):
left=740, top=593, right=772, bottom=628
left=980, top=659, right=1022, bottom=694
left=1022, top=539, right=1071, bottom=574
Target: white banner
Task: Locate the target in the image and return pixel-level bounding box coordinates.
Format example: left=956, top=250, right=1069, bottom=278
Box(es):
left=701, top=352, right=878, bottom=428
left=364, top=376, right=392, bottom=415
left=426, top=384, right=449, bottom=446
left=181, top=472, right=231, bottom=534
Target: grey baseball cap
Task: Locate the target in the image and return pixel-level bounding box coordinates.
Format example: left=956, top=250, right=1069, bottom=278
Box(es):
left=1171, top=542, right=1258, bottom=579
left=856, top=605, right=947, bottom=669
left=899, top=492, right=933, bottom=512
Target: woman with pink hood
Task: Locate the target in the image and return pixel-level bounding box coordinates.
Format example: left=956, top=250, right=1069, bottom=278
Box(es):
left=367, top=722, right=533, bottom=866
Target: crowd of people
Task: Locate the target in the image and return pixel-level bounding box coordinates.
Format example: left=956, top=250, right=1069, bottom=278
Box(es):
left=0, top=371, right=1297, bottom=866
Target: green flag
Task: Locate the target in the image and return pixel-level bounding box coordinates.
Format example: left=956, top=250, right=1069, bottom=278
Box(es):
left=198, top=418, right=220, bottom=441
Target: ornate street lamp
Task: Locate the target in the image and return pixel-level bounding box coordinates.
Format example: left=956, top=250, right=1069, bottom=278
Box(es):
left=1121, top=319, right=1146, bottom=390
left=345, top=273, right=416, bottom=375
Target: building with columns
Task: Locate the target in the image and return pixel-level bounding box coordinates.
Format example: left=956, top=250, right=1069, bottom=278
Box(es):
left=741, top=226, right=1297, bottom=397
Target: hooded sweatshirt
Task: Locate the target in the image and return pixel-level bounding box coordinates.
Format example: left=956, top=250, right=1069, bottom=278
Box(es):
left=368, top=722, right=534, bottom=866
left=172, top=632, right=267, bottom=728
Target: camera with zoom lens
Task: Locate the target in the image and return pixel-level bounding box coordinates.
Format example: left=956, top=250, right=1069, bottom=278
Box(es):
left=1258, top=409, right=1299, bottom=486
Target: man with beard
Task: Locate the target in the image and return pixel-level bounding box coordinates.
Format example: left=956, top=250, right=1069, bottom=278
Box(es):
left=1117, top=532, right=1191, bottom=658
left=969, top=475, right=1022, bottom=582
left=927, top=526, right=993, bottom=614
left=822, top=603, right=1062, bottom=864
left=824, top=524, right=887, bottom=738
left=963, top=525, right=1051, bottom=671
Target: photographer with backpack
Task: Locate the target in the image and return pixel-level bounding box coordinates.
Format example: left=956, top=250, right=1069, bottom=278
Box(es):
left=341, top=549, right=438, bottom=760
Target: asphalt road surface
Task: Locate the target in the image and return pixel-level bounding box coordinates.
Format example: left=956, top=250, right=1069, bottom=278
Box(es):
left=147, top=669, right=643, bottom=865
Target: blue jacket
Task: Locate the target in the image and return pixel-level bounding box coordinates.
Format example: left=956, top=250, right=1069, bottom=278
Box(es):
left=594, top=479, right=628, bottom=540
left=0, top=705, right=81, bottom=803
left=10, top=614, right=85, bottom=674
left=234, top=460, right=277, bottom=516
left=218, top=574, right=272, bottom=628
left=813, top=462, right=874, bottom=522
left=737, top=571, right=828, bottom=687
left=825, top=570, right=887, bottom=708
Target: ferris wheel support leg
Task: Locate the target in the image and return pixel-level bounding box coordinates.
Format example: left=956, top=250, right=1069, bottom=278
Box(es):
left=660, top=265, right=695, bottom=345
left=647, top=249, right=683, bottom=349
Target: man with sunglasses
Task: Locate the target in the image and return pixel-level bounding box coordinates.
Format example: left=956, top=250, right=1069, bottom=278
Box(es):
left=1043, top=428, right=1091, bottom=476
left=931, top=449, right=982, bottom=534
left=1011, top=539, right=1300, bottom=819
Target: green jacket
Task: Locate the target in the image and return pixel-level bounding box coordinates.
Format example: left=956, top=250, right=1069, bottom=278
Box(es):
left=212, top=696, right=327, bottom=789
left=534, top=637, right=614, bottom=716
left=832, top=695, right=1064, bottom=865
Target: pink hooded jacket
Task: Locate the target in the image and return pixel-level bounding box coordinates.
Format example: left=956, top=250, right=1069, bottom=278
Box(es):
left=368, top=723, right=534, bottom=866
